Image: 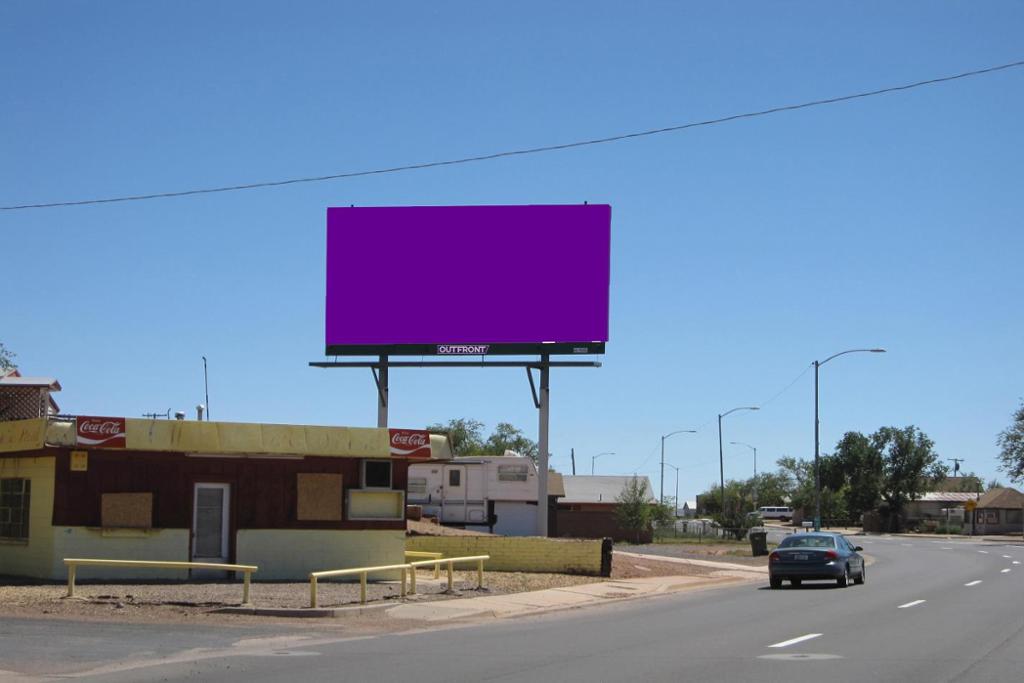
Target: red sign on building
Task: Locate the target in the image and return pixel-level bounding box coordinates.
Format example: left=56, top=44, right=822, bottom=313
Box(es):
left=388, top=429, right=432, bottom=459
left=76, top=416, right=127, bottom=448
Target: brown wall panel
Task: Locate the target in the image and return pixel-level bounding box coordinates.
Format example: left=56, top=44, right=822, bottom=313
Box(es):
left=52, top=449, right=410, bottom=531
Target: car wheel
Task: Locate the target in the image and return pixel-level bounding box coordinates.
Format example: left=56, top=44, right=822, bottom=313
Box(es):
left=770, top=577, right=782, bottom=589
left=837, top=566, right=849, bottom=588
left=854, top=564, right=865, bottom=585
left=790, top=579, right=802, bottom=587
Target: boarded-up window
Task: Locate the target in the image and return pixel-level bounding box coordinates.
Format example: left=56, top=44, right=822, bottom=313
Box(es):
left=101, top=493, right=153, bottom=529
left=297, top=473, right=343, bottom=521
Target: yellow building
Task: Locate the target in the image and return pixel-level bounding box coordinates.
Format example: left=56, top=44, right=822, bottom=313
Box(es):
left=0, top=415, right=450, bottom=580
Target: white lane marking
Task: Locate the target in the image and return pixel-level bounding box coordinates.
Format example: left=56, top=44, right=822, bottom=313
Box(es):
left=769, top=633, right=823, bottom=649
left=978, top=551, right=989, bottom=554
left=965, top=580, right=983, bottom=586
left=1001, top=569, right=1011, bottom=574
left=901, top=543, right=914, bottom=547
left=1002, top=555, right=1012, bottom=559
left=897, top=599, right=926, bottom=609
left=1014, top=561, right=1021, bottom=565
left=941, top=547, right=953, bottom=550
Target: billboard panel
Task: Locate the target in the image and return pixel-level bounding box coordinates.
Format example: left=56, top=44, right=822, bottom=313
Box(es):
left=325, top=204, right=610, bottom=356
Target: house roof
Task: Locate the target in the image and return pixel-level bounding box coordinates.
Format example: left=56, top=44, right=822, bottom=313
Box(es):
left=976, top=487, right=1024, bottom=509
left=916, top=492, right=981, bottom=503
left=0, top=375, right=62, bottom=390
left=560, top=475, right=655, bottom=504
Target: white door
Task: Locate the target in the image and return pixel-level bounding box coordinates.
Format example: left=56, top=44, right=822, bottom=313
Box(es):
left=441, top=465, right=467, bottom=522
left=192, top=483, right=230, bottom=564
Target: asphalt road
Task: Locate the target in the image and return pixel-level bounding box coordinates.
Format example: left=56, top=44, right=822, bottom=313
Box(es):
left=3, top=536, right=1023, bottom=682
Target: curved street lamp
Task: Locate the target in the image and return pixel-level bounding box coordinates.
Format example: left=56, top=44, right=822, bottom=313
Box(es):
left=813, top=348, right=886, bottom=530
left=665, top=462, right=681, bottom=517
left=730, top=441, right=758, bottom=508
left=718, top=407, right=759, bottom=513
left=660, top=429, right=696, bottom=504
left=591, top=451, right=615, bottom=476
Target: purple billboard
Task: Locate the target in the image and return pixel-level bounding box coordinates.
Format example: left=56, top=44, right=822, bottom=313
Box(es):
left=325, top=204, right=611, bottom=356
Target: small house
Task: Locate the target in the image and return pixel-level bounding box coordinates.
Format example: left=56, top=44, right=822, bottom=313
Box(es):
left=0, top=414, right=451, bottom=580
left=972, top=487, right=1024, bottom=535
left=555, top=475, right=655, bottom=543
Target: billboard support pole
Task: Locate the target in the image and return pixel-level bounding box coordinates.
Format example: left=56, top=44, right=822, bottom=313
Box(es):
left=371, top=355, right=389, bottom=428
left=536, top=355, right=550, bottom=537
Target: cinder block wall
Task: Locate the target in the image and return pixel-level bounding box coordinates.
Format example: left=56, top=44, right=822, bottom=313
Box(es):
left=406, top=535, right=606, bottom=576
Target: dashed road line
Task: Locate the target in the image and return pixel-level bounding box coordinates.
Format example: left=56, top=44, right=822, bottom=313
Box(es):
left=941, top=547, right=953, bottom=550
left=1001, top=569, right=1011, bottom=574
left=897, top=600, right=926, bottom=609
left=965, top=580, right=983, bottom=586
left=978, top=551, right=989, bottom=554
left=1002, top=555, right=1012, bottom=559
left=1013, top=561, right=1021, bottom=565
left=769, top=633, right=822, bottom=649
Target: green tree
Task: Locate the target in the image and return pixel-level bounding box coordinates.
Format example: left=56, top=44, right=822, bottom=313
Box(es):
left=615, top=475, right=653, bottom=543
left=997, top=401, right=1024, bottom=483
left=874, top=426, right=940, bottom=529
left=0, top=342, right=15, bottom=372
left=832, top=431, right=883, bottom=519
left=777, top=456, right=816, bottom=512
left=425, top=418, right=485, bottom=456
left=483, top=422, right=539, bottom=463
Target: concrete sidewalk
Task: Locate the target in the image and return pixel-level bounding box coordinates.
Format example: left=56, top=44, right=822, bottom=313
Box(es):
left=386, top=555, right=764, bottom=622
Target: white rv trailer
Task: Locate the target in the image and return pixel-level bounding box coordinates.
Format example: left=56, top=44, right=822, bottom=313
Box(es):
left=407, top=454, right=541, bottom=535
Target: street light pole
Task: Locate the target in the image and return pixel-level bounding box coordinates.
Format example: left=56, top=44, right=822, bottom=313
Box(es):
left=813, top=348, right=886, bottom=531
left=660, top=430, right=696, bottom=504
left=730, top=441, right=758, bottom=509
left=665, top=463, right=681, bottom=517
left=591, top=451, right=615, bottom=476
left=718, top=407, right=759, bottom=514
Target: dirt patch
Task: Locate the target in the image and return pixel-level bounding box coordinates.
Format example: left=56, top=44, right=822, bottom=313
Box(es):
left=0, top=554, right=707, bottom=625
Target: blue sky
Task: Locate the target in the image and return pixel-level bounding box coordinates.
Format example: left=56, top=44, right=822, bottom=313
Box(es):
left=3, top=2, right=1022, bottom=504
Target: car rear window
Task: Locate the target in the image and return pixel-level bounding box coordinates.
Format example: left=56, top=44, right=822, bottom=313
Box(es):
left=779, top=535, right=836, bottom=549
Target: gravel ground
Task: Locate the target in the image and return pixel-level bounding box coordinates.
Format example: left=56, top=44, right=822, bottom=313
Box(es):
left=0, top=554, right=715, bottom=624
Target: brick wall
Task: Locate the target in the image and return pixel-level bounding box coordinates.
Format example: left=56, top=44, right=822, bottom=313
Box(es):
left=406, top=535, right=607, bottom=576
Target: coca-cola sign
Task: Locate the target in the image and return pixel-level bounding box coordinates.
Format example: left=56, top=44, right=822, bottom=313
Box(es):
left=76, top=416, right=127, bottom=448
left=388, top=429, right=432, bottom=459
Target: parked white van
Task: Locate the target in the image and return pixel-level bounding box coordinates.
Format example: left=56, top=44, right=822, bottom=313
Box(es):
left=757, top=506, right=793, bottom=521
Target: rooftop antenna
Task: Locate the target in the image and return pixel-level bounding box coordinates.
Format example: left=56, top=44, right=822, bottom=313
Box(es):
left=202, top=356, right=210, bottom=421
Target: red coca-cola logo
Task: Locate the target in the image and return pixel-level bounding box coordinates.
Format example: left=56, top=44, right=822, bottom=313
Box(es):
left=76, top=416, right=127, bottom=448
left=389, top=429, right=432, bottom=459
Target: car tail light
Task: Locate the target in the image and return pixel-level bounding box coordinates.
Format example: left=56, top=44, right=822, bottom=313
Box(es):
left=769, top=552, right=780, bottom=563
left=824, top=550, right=838, bottom=561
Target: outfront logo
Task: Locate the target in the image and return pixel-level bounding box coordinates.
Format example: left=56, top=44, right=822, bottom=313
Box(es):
left=437, top=344, right=490, bottom=355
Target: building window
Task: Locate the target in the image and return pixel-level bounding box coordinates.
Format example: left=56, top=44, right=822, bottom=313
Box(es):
left=497, top=464, right=529, bottom=482
left=0, top=478, right=31, bottom=541
left=407, top=477, right=427, bottom=495
left=448, top=469, right=461, bottom=487
left=363, top=460, right=392, bottom=489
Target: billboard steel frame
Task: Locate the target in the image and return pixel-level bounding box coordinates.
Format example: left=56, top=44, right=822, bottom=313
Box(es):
left=309, top=354, right=600, bottom=536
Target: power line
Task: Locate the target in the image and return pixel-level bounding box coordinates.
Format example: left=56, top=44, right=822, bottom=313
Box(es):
left=3, top=58, right=1023, bottom=212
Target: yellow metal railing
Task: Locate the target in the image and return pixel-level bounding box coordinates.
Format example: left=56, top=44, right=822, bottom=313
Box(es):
left=63, top=558, right=258, bottom=605
left=407, top=555, right=489, bottom=594
left=405, top=551, right=443, bottom=579
left=309, top=563, right=410, bottom=608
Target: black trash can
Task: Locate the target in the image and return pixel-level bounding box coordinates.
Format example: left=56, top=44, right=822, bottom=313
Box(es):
left=749, top=531, right=768, bottom=557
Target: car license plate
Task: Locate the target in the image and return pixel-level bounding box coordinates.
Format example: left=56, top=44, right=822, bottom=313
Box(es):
left=793, top=553, right=809, bottom=561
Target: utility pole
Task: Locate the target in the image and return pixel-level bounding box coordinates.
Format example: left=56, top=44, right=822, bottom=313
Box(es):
left=570, top=448, right=576, bottom=476
left=948, top=458, right=963, bottom=476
